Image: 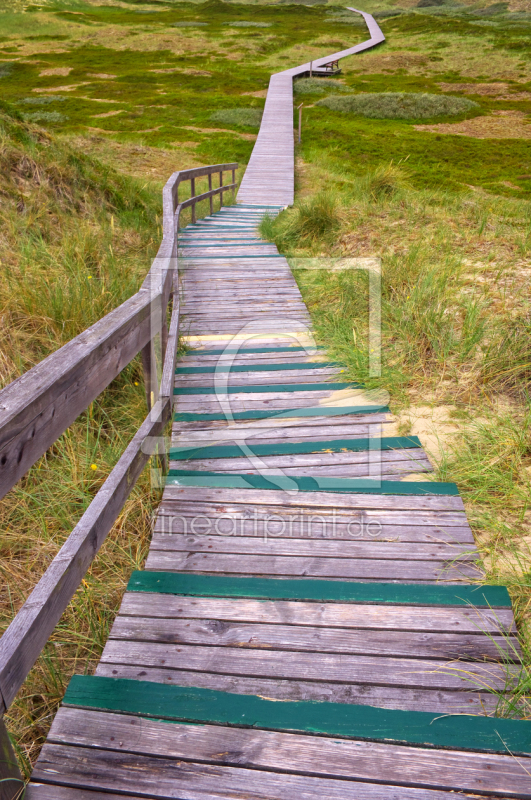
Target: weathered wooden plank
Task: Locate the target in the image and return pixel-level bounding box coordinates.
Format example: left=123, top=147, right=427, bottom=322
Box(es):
left=30, top=743, right=473, bottom=800
left=144, top=550, right=481, bottom=582
left=161, top=486, right=466, bottom=510
left=99, top=640, right=508, bottom=690
left=149, top=534, right=474, bottom=562
left=94, top=663, right=499, bottom=713
left=0, top=289, right=157, bottom=499
left=63, top=674, right=531, bottom=753
left=0, top=398, right=172, bottom=711
left=44, top=708, right=531, bottom=798
left=108, top=615, right=511, bottom=661
left=117, top=592, right=516, bottom=634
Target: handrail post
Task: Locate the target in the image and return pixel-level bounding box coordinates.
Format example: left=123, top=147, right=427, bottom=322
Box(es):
left=208, top=173, right=213, bottom=215
left=232, top=168, right=236, bottom=203
left=219, top=170, right=223, bottom=209
left=190, top=177, right=196, bottom=224
left=0, top=716, right=23, bottom=800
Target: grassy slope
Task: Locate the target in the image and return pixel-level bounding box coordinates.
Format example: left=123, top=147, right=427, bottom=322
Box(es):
left=0, top=105, right=163, bottom=773
left=0, top=0, right=530, bottom=770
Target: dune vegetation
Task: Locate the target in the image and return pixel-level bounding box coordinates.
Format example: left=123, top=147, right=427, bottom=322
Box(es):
left=1, top=0, right=531, bottom=772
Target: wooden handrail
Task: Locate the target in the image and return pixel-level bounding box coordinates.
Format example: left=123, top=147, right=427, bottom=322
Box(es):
left=0, top=162, right=237, bottom=719
left=0, top=163, right=237, bottom=501
left=163, top=162, right=238, bottom=237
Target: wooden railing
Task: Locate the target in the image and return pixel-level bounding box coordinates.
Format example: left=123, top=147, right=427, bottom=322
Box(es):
left=0, top=162, right=237, bottom=792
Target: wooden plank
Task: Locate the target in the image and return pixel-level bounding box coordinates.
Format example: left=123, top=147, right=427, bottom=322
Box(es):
left=161, top=486, right=466, bottom=510
left=127, top=571, right=511, bottom=607
left=155, top=514, right=475, bottom=543
left=26, top=788, right=145, bottom=800
left=108, top=615, right=511, bottom=661
left=95, top=663, right=499, bottom=713
left=144, top=550, right=481, bottom=581
left=62, top=674, right=531, bottom=754
left=149, top=534, right=474, bottom=562
left=169, top=436, right=423, bottom=459
left=30, top=743, right=472, bottom=800
left=117, top=592, right=517, bottom=634
left=0, top=288, right=158, bottom=500
left=43, top=708, right=531, bottom=798
left=0, top=398, right=172, bottom=712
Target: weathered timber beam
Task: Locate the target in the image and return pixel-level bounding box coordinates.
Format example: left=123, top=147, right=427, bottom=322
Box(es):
left=0, top=397, right=172, bottom=712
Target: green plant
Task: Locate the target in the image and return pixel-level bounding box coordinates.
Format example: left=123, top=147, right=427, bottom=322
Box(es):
left=210, top=108, right=263, bottom=128
left=361, top=163, right=411, bottom=200
left=316, top=92, right=480, bottom=120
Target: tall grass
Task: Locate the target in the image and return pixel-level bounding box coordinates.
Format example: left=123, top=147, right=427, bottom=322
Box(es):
left=261, top=161, right=531, bottom=703
left=0, top=107, right=162, bottom=772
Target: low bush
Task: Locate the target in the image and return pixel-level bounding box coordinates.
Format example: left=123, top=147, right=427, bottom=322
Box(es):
left=210, top=108, right=263, bottom=128
left=294, top=78, right=353, bottom=95
left=316, top=92, right=480, bottom=119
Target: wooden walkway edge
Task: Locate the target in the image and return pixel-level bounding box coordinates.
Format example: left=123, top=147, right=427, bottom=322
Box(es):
left=17, top=7, right=531, bottom=800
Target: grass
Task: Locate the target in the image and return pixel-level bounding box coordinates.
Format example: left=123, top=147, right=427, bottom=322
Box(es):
left=316, top=91, right=480, bottom=119
left=0, top=105, right=162, bottom=774
left=1, top=0, right=531, bottom=770
left=262, top=163, right=531, bottom=703
left=210, top=108, right=263, bottom=128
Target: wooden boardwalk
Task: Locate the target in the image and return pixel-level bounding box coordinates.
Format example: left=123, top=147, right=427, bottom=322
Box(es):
left=24, top=8, right=531, bottom=800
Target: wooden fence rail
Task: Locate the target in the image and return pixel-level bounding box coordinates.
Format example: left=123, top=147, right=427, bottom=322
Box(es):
left=0, top=163, right=237, bottom=730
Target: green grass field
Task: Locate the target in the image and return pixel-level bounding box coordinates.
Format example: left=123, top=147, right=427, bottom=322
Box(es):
left=1, top=0, right=531, bottom=772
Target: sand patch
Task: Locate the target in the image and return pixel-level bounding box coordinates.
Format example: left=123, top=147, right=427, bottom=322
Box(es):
left=32, top=83, right=88, bottom=93
left=91, top=109, right=125, bottom=119
left=39, top=67, right=72, bottom=77
left=386, top=405, right=460, bottom=465
left=77, top=97, right=121, bottom=104
left=182, top=125, right=257, bottom=141
left=438, top=82, right=531, bottom=102
left=151, top=67, right=212, bottom=76
left=86, top=125, right=161, bottom=134
left=242, top=89, right=268, bottom=98
left=87, top=72, right=117, bottom=79
left=438, top=82, right=509, bottom=96
left=415, top=110, right=531, bottom=139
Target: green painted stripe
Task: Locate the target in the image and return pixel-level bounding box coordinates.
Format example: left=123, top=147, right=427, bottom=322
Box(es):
left=179, top=238, right=263, bottom=243
left=128, top=572, right=512, bottom=607
left=185, top=346, right=325, bottom=355
left=181, top=255, right=285, bottom=259
left=174, top=404, right=389, bottom=421
left=179, top=244, right=275, bottom=248
left=175, top=362, right=341, bottom=373
left=64, top=675, right=529, bottom=754
left=173, top=381, right=361, bottom=395
left=165, top=472, right=457, bottom=495
left=169, top=435, right=421, bottom=461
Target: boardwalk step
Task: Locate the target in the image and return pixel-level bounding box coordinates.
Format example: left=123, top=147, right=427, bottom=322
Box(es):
left=174, top=381, right=363, bottom=395
left=165, top=473, right=458, bottom=495
left=61, top=675, right=531, bottom=755
left=169, top=436, right=422, bottom=459
left=126, top=572, right=511, bottom=606
left=174, top=405, right=390, bottom=421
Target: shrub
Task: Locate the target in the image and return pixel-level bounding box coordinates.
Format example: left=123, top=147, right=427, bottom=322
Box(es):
left=226, top=21, right=272, bottom=27
left=210, top=108, right=262, bottom=128
left=294, top=78, right=353, bottom=95
left=260, top=192, right=341, bottom=249
left=316, top=92, right=480, bottom=120
left=362, top=163, right=411, bottom=200
left=20, top=96, right=66, bottom=105
left=22, top=111, right=68, bottom=124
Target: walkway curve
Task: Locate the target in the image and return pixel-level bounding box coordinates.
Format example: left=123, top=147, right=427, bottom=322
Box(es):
left=237, top=7, right=385, bottom=206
